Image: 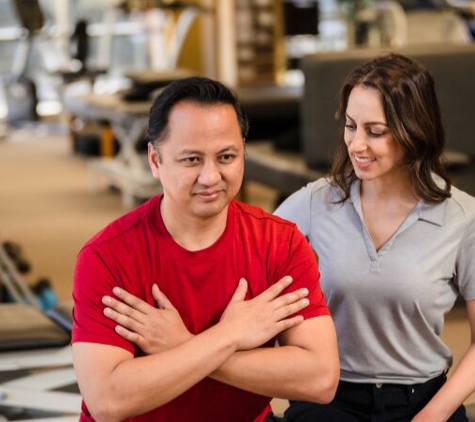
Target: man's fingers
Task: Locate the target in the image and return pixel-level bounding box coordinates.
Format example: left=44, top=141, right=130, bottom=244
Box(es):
left=274, top=287, right=309, bottom=309
left=115, top=325, right=145, bottom=347
left=112, top=287, right=151, bottom=314
left=104, top=306, right=142, bottom=332
left=152, top=284, right=175, bottom=310
left=103, top=305, right=128, bottom=325
left=263, top=276, right=293, bottom=300
left=274, top=297, right=310, bottom=321
left=230, top=278, right=248, bottom=302
left=152, top=284, right=160, bottom=304
left=275, top=314, right=305, bottom=332
left=102, top=295, right=145, bottom=324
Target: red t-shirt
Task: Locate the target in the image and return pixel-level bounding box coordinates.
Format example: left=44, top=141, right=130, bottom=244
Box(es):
left=72, top=195, right=329, bottom=422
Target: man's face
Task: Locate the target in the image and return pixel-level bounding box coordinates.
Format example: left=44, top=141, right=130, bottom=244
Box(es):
left=148, top=101, right=245, bottom=222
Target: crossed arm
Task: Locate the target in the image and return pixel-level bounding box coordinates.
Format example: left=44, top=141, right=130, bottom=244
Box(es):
left=72, top=277, right=339, bottom=422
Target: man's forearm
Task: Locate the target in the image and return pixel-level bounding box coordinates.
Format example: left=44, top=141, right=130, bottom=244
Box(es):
left=210, top=316, right=339, bottom=404
left=74, top=323, right=240, bottom=422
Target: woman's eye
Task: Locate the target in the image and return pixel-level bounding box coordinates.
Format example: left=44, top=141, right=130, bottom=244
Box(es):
left=345, top=124, right=356, bottom=131
left=368, top=129, right=385, bottom=137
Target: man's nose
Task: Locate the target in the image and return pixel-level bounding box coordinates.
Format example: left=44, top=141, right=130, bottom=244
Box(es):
left=198, top=160, right=222, bottom=185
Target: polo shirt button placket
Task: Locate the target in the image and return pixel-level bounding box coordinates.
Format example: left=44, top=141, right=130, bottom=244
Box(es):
left=370, top=260, right=380, bottom=272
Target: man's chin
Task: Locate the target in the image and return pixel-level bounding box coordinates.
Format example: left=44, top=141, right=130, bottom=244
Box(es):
left=192, top=200, right=229, bottom=219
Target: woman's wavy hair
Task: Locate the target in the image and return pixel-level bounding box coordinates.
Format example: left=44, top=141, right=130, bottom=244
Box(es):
left=329, top=52, right=451, bottom=203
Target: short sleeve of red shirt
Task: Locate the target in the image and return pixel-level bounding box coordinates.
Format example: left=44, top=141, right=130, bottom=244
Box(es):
left=231, top=201, right=329, bottom=321
left=276, top=225, right=329, bottom=320
left=72, top=244, right=135, bottom=353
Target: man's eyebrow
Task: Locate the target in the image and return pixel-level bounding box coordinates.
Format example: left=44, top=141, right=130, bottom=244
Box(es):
left=177, top=145, right=241, bottom=156
left=177, top=149, right=202, bottom=156
left=218, top=145, right=240, bottom=153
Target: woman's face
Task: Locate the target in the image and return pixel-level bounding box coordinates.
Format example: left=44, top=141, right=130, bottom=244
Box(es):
left=344, top=85, right=406, bottom=184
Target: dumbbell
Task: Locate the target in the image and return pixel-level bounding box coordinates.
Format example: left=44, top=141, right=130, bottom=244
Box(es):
left=31, top=277, right=58, bottom=310
left=2, top=241, right=31, bottom=274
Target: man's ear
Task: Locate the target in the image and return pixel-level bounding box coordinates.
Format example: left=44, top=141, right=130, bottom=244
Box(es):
left=148, top=142, right=160, bottom=179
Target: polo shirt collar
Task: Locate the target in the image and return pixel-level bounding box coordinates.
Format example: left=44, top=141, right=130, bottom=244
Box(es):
left=418, top=175, right=448, bottom=226
left=348, top=178, right=360, bottom=206
left=348, top=179, right=363, bottom=221
left=349, top=177, right=447, bottom=227
left=418, top=200, right=445, bottom=226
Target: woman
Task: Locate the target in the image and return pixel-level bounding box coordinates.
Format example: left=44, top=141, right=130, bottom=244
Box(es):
left=275, top=53, right=475, bottom=421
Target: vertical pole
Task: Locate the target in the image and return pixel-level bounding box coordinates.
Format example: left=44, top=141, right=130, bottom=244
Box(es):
left=216, top=0, right=237, bottom=86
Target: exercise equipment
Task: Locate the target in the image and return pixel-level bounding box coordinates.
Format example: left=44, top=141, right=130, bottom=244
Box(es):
left=3, top=0, right=44, bottom=123
left=0, top=239, right=80, bottom=421
left=0, top=243, right=38, bottom=308
left=58, top=18, right=108, bottom=85
left=2, top=241, right=31, bottom=275
left=31, top=278, right=59, bottom=311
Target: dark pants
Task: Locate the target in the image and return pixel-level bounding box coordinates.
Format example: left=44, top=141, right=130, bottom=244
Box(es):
left=285, top=374, right=468, bottom=422
left=264, top=414, right=286, bottom=422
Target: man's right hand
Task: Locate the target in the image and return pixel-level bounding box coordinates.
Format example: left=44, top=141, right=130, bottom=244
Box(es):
left=220, top=276, right=309, bottom=351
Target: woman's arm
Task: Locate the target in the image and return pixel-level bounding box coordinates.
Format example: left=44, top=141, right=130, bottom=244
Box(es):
left=412, top=299, right=475, bottom=422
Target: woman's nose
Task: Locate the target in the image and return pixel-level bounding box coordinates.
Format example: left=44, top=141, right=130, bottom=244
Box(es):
left=347, top=130, right=368, bottom=153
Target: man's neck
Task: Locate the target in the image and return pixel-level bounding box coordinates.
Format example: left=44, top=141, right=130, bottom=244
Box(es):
left=160, top=203, right=229, bottom=252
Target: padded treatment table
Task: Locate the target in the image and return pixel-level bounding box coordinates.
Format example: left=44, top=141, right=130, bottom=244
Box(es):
left=63, top=91, right=162, bottom=208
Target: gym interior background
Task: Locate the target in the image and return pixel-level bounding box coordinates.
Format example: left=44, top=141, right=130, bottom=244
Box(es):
left=1, top=0, right=475, bottom=419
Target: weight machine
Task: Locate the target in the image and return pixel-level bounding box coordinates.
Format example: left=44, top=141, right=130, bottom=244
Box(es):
left=0, top=240, right=80, bottom=422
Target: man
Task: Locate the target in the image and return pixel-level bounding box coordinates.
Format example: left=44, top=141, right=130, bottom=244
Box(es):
left=71, top=77, right=338, bottom=422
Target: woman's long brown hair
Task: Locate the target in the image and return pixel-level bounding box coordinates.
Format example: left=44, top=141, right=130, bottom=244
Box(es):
left=329, top=53, right=451, bottom=203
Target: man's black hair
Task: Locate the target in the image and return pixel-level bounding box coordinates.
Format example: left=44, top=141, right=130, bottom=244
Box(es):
left=146, top=76, right=249, bottom=146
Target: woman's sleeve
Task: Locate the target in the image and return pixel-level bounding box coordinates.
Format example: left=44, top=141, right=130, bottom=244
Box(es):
left=274, top=183, right=313, bottom=238
left=456, top=210, right=475, bottom=301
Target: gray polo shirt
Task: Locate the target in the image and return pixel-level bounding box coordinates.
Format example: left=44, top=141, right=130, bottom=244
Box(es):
left=275, top=178, right=475, bottom=384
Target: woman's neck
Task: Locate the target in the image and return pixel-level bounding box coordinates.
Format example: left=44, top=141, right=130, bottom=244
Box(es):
left=360, top=172, right=418, bottom=205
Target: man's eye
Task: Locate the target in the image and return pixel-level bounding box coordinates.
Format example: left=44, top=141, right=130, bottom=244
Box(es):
left=182, top=157, right=200, bottom=164
left=219, top=154, right=236, bottom=163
